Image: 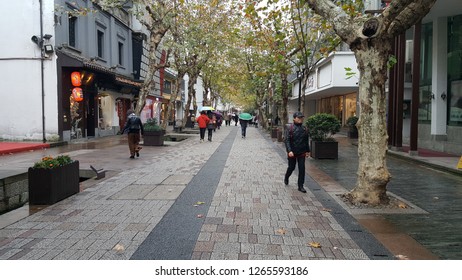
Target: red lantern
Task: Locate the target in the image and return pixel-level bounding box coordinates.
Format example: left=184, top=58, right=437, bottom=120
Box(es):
left=72, top=87, right=83, bottom=102
left=71, top=72, right=82, bottom=87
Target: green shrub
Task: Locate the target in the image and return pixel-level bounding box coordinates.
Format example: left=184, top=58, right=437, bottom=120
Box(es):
left=144, top=118, right=162, bottom=132
left=305, top=113, right=341, bottom=141
left=346, top=116, right=359, bottom=132
left=33, top=155, right=73, bottom=169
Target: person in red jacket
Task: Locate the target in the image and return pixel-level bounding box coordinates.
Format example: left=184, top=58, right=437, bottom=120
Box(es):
left=195, top=111, right=210, bottom=142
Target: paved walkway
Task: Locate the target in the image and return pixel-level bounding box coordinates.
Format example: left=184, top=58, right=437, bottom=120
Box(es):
left=0, top=125, right=461, bottom=260
left=0, top=126, right=388, bottom=260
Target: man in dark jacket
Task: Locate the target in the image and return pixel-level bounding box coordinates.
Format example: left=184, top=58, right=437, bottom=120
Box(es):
left=284, top=111, right=310, bottom=193
left=123, top=109, right=144, bottom=159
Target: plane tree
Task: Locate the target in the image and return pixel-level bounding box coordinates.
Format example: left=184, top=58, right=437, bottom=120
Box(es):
left=303, top=0, right=437, bottom=205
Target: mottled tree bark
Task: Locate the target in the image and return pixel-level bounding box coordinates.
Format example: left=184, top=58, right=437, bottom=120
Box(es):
left=304, top=0, right=437, bottom=205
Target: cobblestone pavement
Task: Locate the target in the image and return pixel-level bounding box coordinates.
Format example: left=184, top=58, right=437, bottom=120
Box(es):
left=0, top=126, right=386, bottom=260
left=311, top=137, right=462, bottom=260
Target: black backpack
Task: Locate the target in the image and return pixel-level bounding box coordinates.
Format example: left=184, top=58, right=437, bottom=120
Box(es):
left=129, top=117, right=140, bottom=130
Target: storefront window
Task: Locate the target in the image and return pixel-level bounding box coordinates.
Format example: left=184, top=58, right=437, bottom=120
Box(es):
left=98, top=94, right=113, bottom=130
left=318, top=96, right=343, bottom=123
left=345, top=93, right=357, bottom=122
left=419, top=22, right=433, bottom=123
left=448, top=15, right=462, bottom=126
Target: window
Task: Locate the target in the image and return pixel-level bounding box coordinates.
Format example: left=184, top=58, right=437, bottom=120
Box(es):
left=97, top=30, right=104, bottom=58
left=163, top=80, right=171, bottom=94
left=448, top=15, right=462, bottom=126
left=68, top=16, right=77, bottom=47
left=118, top=42, right=124, bottom=66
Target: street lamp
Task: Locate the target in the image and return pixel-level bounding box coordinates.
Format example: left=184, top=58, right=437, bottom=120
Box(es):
left=296, top=69, right=303, bottom=112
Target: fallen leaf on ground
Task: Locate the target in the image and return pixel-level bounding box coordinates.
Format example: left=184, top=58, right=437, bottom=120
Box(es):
left=194, top=201, right=205, bottom=206
left=113, top=244, right=125, bottom=253
left=398, top=203, right=408, bottom=209
left=197, top=214, right=204, bottom=218
left=433, top=197, right=439, bottom=200
left=308, top=242, right=322, bottom=248
left=276, top=228, right=287, bottom=235
left=395, top=254, right=409, bottom=260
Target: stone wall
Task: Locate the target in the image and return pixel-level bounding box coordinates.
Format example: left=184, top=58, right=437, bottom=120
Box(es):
left=0, top=173, right=28, bottom=214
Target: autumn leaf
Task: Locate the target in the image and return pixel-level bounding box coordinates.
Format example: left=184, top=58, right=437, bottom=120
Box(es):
left=308, top=242, right=322, bottom=248
left=276, top=228, right=287, bottom=235
left=113, top=244, right=125, bottom=254
left=398, top=203, right=408, bottom=209
left=197, top=214, right=204, bottom=218
left=395, top=254, right=409, bottom=260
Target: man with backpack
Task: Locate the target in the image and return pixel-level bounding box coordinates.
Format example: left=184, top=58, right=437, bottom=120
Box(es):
left=284, top=111, right=310, bottom=193
left=123, top=109, right=144, bottom=159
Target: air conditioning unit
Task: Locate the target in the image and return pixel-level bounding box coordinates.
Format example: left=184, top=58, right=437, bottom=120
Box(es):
left=405, top=40, right=413, bottom=63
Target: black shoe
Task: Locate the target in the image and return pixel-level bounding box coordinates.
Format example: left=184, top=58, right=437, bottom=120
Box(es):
left=298, top=186, right=307, bottom=193
left=284, top=177, right=288, bottom=185
left=130, top=156, right=135, bottom=159
left=136, top=151, right=140, bottom=157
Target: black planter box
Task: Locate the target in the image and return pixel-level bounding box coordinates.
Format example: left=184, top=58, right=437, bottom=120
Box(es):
left=311, top=141, right=338, bottom=159
left=348, top=129, right=358, bottom=139
left=271, top=127, right=278, bottom=138
left=28, top=161, right=80, bottom=205
left=144, top=130, right=165, bottom=146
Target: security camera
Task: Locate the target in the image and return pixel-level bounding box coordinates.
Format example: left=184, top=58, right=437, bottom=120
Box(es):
left=31, top=35, right=41, bottom=45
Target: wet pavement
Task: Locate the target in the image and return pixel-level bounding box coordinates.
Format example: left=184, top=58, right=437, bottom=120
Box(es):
left=307, top=137, right=462, bottom=260
left=0, top=126, right=461, bottom=260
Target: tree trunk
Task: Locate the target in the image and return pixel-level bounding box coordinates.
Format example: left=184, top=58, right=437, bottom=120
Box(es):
left=134, top=36, right=161, bottom=115
left=347, top=44, right=392, bottom=205
left=280, top=72, right=289, bottom=126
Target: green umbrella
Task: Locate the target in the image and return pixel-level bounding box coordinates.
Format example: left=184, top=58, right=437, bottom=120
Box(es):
left=239, top=113, right=252, bottom=121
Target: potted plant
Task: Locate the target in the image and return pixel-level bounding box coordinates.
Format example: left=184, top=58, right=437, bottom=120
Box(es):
left=28, top=155, right=80, bottom=205
left=346, top=116, right=359, bottom=139
left=143, top=118, right=165, bottom=146
left=305, top=113, right=341, bottom=159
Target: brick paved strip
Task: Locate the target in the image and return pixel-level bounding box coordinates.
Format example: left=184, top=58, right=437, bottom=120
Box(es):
left=130, top=129, right=235, bottom=259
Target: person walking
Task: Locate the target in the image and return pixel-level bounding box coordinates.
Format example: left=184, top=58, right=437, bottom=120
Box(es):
left=196, top=111, right=210, bottom=142
left=207, top=112, right=216, bottom=141
left=239, top=118, right=249, bottom=138
left=122, top=109, right=144, bottom=159
left=234, top=114, right=239, bottom=126
left=224, top=113, right=230, bottom=126
left=284, top=111, right=310, bottom=193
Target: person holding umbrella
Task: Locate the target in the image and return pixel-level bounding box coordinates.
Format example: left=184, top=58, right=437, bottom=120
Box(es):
left=207, top=111, right=216, bottom=141
left=239, top=112, right=252, bottom=139
left=284, top=111, right=310, bottom=193
left=195, top=111, right=210, bottom=142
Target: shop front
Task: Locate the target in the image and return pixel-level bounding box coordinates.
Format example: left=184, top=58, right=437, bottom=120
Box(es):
left=57, top=50, right=140, bottom=141
left=315, top=92, right=357, bottom=126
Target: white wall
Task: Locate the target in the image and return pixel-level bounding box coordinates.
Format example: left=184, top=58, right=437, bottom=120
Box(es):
left=184, top=74, right=205, bottom=115
left=0, top=0, right=58, bottom=140
left=332, top=53, right=359, bottom=87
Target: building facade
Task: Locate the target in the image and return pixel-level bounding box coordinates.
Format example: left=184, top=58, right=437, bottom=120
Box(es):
left=291, top=0, right=462, bottom=155
left=0, top=0, right=183, bottom=142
